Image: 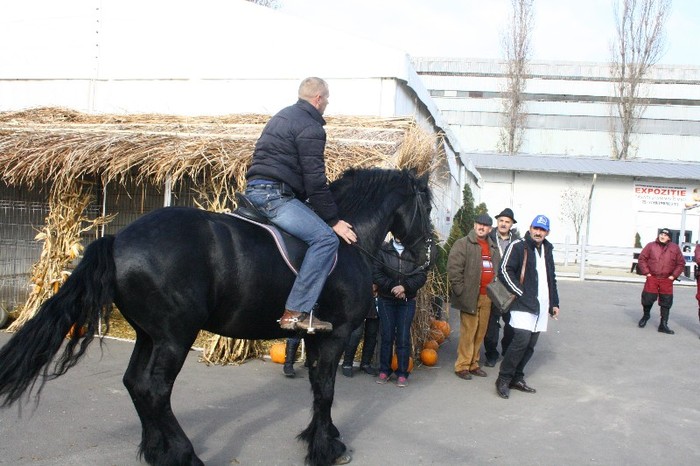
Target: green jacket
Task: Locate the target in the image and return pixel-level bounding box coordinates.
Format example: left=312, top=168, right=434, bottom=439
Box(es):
left=447, top=229, right=501, bottom=315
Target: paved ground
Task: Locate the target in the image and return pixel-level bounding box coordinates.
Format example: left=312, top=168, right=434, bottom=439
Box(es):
left=1, top=279, right=700, bottom=465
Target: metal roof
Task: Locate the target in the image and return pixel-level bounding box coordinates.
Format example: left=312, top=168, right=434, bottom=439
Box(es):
left=465, top=152, right=700, bottom=181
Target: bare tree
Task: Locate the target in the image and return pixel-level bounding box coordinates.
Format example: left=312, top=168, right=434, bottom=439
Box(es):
left=497, top=0, right=534, bottom=155
left=560, top=188, right=589, bottom=244
left=610, top=0, right=671, bottom=160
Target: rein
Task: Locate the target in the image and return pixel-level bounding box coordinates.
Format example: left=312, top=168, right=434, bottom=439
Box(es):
left=352, top=239, right=432, bottom=277
left=352, top=186, right=432, bottom=277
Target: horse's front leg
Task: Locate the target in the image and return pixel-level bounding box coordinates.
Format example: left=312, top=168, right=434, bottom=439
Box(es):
left=299, top=334, right=348, bottom=465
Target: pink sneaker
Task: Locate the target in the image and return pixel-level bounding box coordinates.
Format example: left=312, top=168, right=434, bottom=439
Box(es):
left=397, top=376, right=408, bottom=388
left=376, top=372, right=390, bottom=384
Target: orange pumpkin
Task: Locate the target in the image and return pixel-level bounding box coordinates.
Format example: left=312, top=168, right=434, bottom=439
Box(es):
left=431, top=320, right=451, bottom=339
left=423, top=339, right=439, bottom=351
left=420, top=348, right=438, bottom=366
left=440, top=322, right=451, bottom=339
left=391, top=353, right=414, bottom=373
left=269, top=342, right=286, bottom=364
left=66, top=324, right=87, bottom=339
left=430, top=328, right=445, bottom=344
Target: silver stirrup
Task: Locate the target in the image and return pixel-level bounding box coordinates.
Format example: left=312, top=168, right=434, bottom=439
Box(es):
left=306, top=311, right=316, bottom=334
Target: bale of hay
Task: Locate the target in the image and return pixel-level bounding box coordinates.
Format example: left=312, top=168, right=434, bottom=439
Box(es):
left=0, top=107, right=443, bottom=364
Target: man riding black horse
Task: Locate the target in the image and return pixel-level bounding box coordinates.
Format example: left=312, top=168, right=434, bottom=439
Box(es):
left=246, top=77, right=357, bottom=334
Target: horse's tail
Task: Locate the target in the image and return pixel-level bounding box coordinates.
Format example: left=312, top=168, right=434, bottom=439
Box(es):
left=0, top=235, right=117, bottom=407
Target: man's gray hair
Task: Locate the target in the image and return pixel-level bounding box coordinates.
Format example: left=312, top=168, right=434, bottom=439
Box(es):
left=298, top=77, right=328, bottom=100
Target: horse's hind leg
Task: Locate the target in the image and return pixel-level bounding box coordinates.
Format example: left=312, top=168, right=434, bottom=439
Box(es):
left=123, top=329, right=203, bottom=466
left=299, top=336, right=347, bottom=465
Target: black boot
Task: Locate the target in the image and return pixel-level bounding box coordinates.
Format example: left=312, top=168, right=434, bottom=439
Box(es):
left=341, top=347, right=356, bottom=375
left=658, top=307, right=675, bottom=335
left=283, top=338, right=301, bottom=377
left=638, top=307, right=651, bottom=328
left=359, top=319, right=379, bottom=376
left=341, top=324, right=363, bottom=377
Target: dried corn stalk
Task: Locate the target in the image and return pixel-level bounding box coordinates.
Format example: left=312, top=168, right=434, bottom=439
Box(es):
left=411, top=268, right=450, bottom=355
left=200, top=334, right=265, bottom=366
left=8, top=179, right=113, bottom=331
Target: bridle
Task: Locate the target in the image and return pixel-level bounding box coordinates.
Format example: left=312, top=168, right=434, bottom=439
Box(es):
left=352, top=185, right=433, bottom=276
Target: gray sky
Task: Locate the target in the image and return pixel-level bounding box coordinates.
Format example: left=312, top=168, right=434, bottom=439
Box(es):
left=281, top=0, right=700, bottom=66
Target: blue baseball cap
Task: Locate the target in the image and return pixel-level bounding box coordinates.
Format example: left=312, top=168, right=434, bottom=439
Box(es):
left=531, top=215, right=550, bottom=231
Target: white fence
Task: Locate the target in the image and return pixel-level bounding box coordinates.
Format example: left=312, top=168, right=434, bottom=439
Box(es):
left=552, top=241, right=697, bottom=281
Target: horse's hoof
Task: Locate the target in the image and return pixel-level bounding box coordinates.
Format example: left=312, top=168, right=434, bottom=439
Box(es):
left=333, top=453, right=352, bottom=465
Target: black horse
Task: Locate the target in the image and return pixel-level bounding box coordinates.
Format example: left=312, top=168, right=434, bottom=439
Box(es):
left=0, top=167, right=433, bottom=466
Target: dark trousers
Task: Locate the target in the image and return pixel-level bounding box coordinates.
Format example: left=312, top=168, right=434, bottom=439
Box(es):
left=343, top=318, right=379, bottom=367
left=484, top=310, right=512, bottom=361
left=498, top=328, right=539, bottom=383
left=641, top=290, right=673, bottom=310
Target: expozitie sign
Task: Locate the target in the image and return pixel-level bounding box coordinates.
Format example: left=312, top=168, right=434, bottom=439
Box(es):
left=634, top=183, right=689, bottom=212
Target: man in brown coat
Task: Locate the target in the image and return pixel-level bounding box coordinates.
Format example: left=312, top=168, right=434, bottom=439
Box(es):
left=637, top=228, right=686, bottom=334
left=447, top=213, right=501, bottom=380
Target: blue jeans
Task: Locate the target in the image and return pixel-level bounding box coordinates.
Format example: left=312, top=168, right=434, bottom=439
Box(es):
left=377, top=297, right=416, bottom=378
left=245, top=184, right=339, bottom=313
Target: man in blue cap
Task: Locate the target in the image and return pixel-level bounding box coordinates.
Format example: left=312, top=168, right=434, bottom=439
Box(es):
left=495, top=214, right=560, bottom=399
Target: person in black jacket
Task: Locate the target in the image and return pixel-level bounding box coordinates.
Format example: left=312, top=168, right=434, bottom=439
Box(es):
left=495, top=215, right=560, bottom=399
left=245, top=77, right=357, bottom=333
left=373, top=237, right=428, bottom=388
left=483, top=208, right=520, bottom=367
left=341, top=293, right=380, bottom=377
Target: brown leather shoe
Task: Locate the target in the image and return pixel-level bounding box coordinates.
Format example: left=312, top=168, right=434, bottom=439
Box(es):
left=279, top=309, right=333, bottom=333
left=294, top=312, right=333, bottom=333
left=470, top=368, right=488, bottom=377
left=455, top=370, right=472, bottom=380
left=509, top=379, right=536, bottom=393
left=279, top=309, right=302, bottom=330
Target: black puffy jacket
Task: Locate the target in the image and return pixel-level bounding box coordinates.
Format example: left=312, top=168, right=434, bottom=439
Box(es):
left=373, top=241, right=428, bottom=301
left=246, top=99, right=339, bottom=225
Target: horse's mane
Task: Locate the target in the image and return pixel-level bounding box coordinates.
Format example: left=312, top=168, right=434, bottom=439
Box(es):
left=330, top=168, right=420, bottom=217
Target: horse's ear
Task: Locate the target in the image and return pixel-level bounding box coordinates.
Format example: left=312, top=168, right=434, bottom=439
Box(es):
left=417, top=171, right=429, bottom=188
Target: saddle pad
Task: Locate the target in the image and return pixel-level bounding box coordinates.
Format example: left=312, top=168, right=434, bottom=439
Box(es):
left=226, top=212, right=337, bottom=276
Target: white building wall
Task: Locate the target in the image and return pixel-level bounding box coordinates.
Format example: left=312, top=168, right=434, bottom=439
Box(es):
left=0, top=1, right=475, bottom=242
left=414, top=58, right=700, bottom=162
left=0, top=1, right=415, bottom=117
left=415, top=57, right=700, bottom=253
left=470, top=167, right=700, bottom=265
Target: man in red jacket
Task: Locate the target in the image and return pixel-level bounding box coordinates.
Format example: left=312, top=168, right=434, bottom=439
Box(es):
left=637, top=228, right=686, bottom=334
